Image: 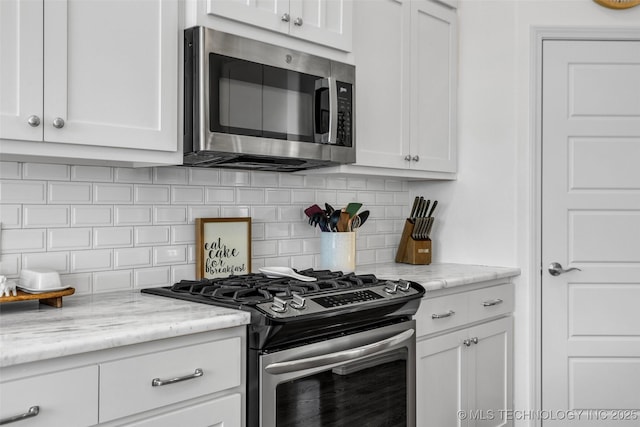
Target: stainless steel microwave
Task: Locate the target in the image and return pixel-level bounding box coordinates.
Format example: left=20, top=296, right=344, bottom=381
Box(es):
left=184, top=27, right=356, bottom=172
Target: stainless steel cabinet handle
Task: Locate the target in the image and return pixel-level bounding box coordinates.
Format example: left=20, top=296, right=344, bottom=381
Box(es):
left=548, top=262, right=581, bottom=276
left=471, top=337, right=479, bottom=344
left=265, top=329, right=414, bottom=374
left=27, top=115, right=41, bottom=127
left=463, top=339, right=471, bottom=347
left=151, top=368, right=203, bottom=387
left=0, top=406, right=39, bottom=425
left=404, top=155, right=412, bottom=161
left=431, top=310, right=455, bottom=319
left=412, top=155, right=420, bottom=162
left=294, top=17, right=303, bottom=26
left=483, top=298, right=503, bottom=307
left=52, top=117, right=65, bottom=129
left=281, top=12, right=290, bottom=22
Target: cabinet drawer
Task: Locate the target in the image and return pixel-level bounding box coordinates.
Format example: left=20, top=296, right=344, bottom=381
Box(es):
left=122, top=393, right=241, bottom=427
left=99, top=336, right=241, bottom=423
left=0, top=366, right=98, bottom=427
left=467, top=284, right=514, bottom=324
left=415, top=292, right=468, bottom=337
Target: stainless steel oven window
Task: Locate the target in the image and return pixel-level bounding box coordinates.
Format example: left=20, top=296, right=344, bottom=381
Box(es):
left=259, top=321, right=417, bottom=427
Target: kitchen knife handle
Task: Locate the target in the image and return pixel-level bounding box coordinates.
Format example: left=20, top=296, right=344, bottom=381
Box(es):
left=151, top=368, right=204, bottom=387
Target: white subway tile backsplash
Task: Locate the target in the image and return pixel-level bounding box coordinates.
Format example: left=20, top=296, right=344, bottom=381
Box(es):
left=135, top=226, right=170, bottom=246
left=94, top=227, right=133, bottom=248
left=48, top=182, right=91, bottom=204
left=205, top=187, right=235, bottom=204
left=265, top=189, right=290, bottom=204
left=93, top=270, right=132, bottom=293
left=154, top=167, right=188, bottom=185
left=154, top=245, right=187, bottom=265
left=115, top=206, right=153, bottom=226
left=237, top=188, right=264, bottom=204
left=172, top=186, right=204, bottom=204
left=171, top=224, right=195, bottom=244
left=0, top=180, right=46, bottom=203
left=154, top=206, right=188, bottom=224
left=23, top=163, right=70, bottom=180
left=0, top=253, right=21, bottom=276
left=135, top=185, right=170, bottom=204
left=93, top=183, right=133, bottom=204
left=72, top=206, right=113, bottom=227
left=0, top=162, right=21, bottom=179
left=0, top=205, right=21, bottom=228
left=48, top=228, right=92, bottom=250
left=24, top=205, right=69, bottom=228
left=114, top=247, right=152, bottom=269
left=134, top=267, right=171, bottom=288
left=2, top=229, right=46, bottom=252
left=1, top=163, right=409, bottom=295
left=71, top=249, right=112, bottom=272
left=22, top=251, right=69, bottom=272
left=189, top=168, right=220, bottom=186
left=114, top=167, right=153, bottom=183
left=72, top=166, right=113, bottom=182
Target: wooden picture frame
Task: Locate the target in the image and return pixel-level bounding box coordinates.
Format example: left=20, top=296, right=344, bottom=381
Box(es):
left=195, top=217, right=252, bottom=279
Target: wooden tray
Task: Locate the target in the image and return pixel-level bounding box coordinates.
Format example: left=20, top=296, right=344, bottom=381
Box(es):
left=0, top=288, right=75, bottom=308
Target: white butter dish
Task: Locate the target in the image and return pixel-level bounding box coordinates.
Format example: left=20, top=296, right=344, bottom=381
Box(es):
left=19, top=268, right=62, bottom=291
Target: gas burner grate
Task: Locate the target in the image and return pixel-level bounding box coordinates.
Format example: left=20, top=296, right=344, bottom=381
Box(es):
left=167, top=270, right=383, bottom=305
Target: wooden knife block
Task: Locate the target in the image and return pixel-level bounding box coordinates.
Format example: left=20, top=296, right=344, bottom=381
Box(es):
left=395, top=219, right=432, bottom=265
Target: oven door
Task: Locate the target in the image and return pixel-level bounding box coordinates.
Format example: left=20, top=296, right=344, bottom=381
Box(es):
left=259, top=320, right=416, bottom=427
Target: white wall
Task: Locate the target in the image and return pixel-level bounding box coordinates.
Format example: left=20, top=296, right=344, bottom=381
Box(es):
left=412, top=1, right=640, bottom=425
left=0, top=162, right=409, bottom=294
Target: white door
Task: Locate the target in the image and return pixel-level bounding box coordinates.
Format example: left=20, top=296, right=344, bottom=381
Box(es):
left=289, top=0, right=353, bottom=51
left=206, top=0, right=290, bottom=35
left=0, top=0, right=43, bottom=141
left=542, top=39, right=640, bottom=425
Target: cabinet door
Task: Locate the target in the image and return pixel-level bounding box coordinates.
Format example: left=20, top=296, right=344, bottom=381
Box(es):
left=353, top=0, right=411, bottom=169
left=411, top=0, right=457, bottom=172
left=416, top=329, right=468, bottom=427
left=289, top=0, right=353, bottom=51
left=207, top=0, right=290, bottom=34
left=43, top=0, right=178, bottom=151
left=0, top=0, right=43, bottom=141
left=467, top=317, right=513, bottom=427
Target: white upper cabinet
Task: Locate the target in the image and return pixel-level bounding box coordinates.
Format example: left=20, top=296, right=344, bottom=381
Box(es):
left=0, top=0, right=181, bottom=166
left=303, top=0, right=457, bottom=180
left=206, top=0, right=353, bottom=51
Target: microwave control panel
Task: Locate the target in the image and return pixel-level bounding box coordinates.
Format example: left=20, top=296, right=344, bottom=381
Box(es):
left=336, top=81, right=353, bottom=147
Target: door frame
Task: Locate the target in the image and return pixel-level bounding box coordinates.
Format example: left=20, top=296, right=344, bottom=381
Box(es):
left=530, top=26, right=640, bottom=427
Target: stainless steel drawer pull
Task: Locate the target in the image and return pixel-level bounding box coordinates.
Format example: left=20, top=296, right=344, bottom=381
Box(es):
left=432, top=310, right=455, bottom=319
left=483, top=298, right=503, bottom=307
left=0, top=405, right=39, bottom=425
left=151, top=368, right=204, bottom=387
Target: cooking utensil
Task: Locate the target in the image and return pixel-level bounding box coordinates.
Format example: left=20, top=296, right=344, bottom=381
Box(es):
left=345, top=202, right=362, bottom=218
left=325, top=203, right=335, bottom=215
left=337, top=211, right=351, bottom=232
left=355, top=210, right=369, bottom=228
left=304, top=204, right=324, bottom=218
left=328, top=209, right=342, bottom=232
left=309, top=212, right=328, bottom=232
left=409, top=197, right=420, bottom=220
left=259, top=267, right=318, bottom=282
left=428, top=200, right=438, bottom=217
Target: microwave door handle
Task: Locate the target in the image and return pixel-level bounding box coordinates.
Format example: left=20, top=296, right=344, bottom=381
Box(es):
left=314, top=77, right=337, bottom=143
left=264, top=329, right=414, bottom=375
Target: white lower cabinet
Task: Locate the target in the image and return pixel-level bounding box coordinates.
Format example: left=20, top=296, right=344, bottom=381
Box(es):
left=0, top=328, right=245, bottom=427
left=416, top=283, right=514, bottom=427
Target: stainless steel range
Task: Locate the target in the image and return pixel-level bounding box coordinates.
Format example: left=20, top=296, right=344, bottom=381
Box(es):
left=142, top=269, right=425, bottom=427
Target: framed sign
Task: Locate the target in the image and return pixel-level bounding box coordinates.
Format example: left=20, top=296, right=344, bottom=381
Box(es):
left=196, top=217, right=252, bottom=279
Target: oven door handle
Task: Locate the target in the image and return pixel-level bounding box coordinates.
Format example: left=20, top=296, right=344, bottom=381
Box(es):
left=264, top=329, right=414, bottom=375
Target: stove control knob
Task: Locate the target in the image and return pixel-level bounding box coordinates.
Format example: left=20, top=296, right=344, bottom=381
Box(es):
left=398, top=279, right=411, bottom=292
left=271, top=296, right=288, bottom=313
left=290, top=294, right=307, bottom=310
left=383, top=282, right=399, bottom=294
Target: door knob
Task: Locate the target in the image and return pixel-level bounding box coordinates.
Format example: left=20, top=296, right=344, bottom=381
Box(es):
left=281, top=13, right=290, bottom=22
left=294, top=17, right=303, bottom=26
left=52, top=117, right=65, bottom=129
left=27, top=115, right=41, bottom=127
left=548, top=262, right=581, bottom=276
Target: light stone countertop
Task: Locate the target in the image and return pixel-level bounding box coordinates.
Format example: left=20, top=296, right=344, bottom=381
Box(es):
left=0, top=290, right=250, bottom=368
left=0, top=263, right=519, bottom=369
left=357, top=262, right=520, bottom=292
